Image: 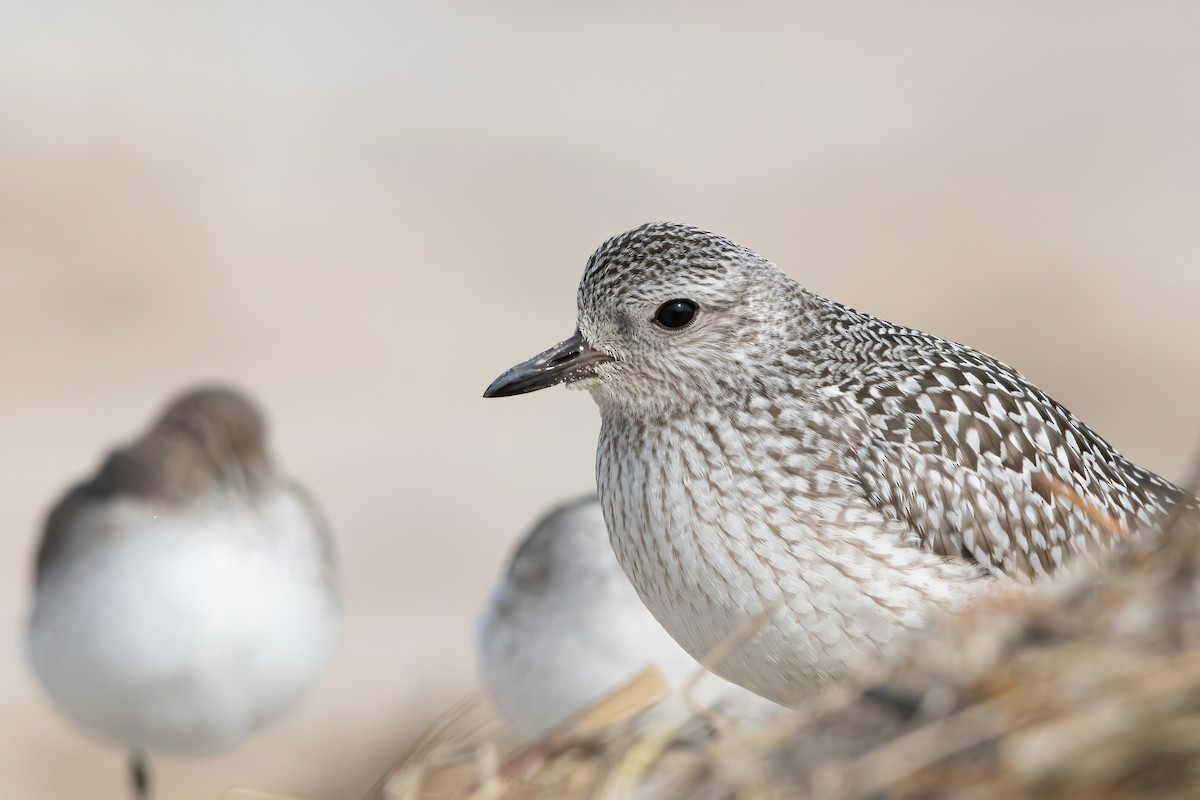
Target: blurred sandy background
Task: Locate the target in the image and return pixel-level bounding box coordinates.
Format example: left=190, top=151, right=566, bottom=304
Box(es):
left=2, top=1, right=1199, bottom=797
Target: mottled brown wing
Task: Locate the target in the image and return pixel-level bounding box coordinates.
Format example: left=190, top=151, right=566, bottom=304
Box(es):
left=848, top=358, right=1193, bottom=581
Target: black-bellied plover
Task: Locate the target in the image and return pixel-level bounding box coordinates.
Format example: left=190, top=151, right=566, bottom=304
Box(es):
left=485, top=222, right=1197, bottom=704
left=26, top=387, right=341, bottom=798
left=476, top=495, right=779, bottom=738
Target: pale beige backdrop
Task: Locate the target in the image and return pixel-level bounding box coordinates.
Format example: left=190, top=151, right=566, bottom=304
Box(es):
left=2, top=2, right=1199, bottom=798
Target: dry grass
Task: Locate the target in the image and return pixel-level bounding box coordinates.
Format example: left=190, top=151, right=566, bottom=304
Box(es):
left=373, top=491, right=1200, bottom=800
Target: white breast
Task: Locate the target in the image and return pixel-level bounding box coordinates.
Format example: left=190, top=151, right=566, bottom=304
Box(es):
left=597, top=409, right=984, bottom=705
left=26, top=488, right=341, bottom=756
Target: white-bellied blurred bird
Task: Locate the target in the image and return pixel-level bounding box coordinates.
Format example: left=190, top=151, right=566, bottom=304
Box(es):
left=26, top=387, right=342, bottom=799
left=476, top=495, right=780, bottom=739
left=485, top=222, right=1199, bottom=705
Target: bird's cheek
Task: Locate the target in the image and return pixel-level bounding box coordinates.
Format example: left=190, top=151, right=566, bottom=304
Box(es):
left=569, top=359, right=618, bottom=391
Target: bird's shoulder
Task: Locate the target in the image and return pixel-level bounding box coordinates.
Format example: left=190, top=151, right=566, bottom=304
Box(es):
left=33, top=442, right=166, bottom=583
left=812, top=309, right=1194, bottom=579
left=34, top=481, right=101, bottom=587
left=33, top=438, right=293, bottom=588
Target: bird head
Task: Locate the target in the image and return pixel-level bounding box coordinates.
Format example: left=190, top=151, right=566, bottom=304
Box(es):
left=485, top=222, right=799, bottom=418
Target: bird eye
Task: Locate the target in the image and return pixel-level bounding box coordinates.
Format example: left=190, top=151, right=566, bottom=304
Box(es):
left=653, top=299, right=698, bottom=329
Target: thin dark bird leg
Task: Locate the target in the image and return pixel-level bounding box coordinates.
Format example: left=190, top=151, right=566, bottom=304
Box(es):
left=130, top=752, right=151, bottom=800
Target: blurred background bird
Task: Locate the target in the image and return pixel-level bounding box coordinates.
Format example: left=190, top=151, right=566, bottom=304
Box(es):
left=25, top=387, right=342, bottom=799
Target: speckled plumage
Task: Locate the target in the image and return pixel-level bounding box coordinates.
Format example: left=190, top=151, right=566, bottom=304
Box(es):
left=486, top=222, right=1198, bottom=705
